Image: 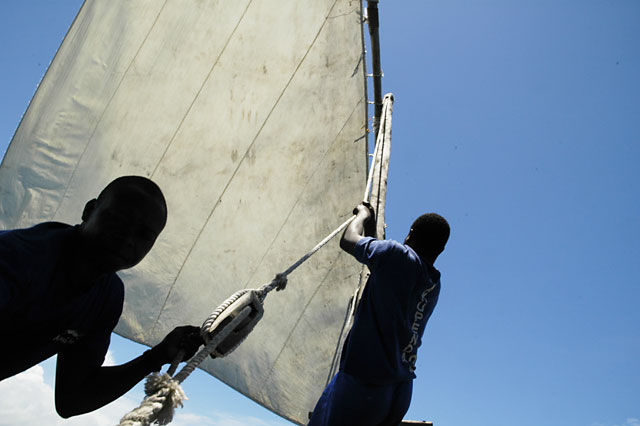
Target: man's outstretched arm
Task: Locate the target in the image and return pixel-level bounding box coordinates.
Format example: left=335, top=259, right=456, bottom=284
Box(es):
left=54, top=325, right=202, bottom=418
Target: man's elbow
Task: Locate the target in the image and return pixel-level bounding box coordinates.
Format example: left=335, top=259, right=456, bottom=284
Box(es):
left=55, top=400, right=77, bottom=419
left=340, top=234, right=361, bottom=255
left=55, top=391, right=88, bottom=418
left=339, top=237, right=352, bottom=253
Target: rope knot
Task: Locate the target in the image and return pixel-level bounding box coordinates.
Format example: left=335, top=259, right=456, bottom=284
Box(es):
left=274, top=273, right=288, bottom=291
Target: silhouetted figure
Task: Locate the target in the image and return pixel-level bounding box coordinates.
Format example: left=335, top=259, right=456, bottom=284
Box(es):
left=0, top=176, right=202, bottom=418
left=308, top=203, right=450, bottom=426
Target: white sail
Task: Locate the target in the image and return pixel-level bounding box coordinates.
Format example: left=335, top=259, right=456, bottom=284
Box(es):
left=0, top=0, right=369, bottom=424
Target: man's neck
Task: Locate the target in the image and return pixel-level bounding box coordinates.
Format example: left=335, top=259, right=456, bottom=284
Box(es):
left=405, top=241, right=436, bottom=266
left=61, top=233, right=112, bottom=295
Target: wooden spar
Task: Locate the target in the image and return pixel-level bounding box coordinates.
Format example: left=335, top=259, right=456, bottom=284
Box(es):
left=355, top=93, right=393, bottom=307
left=366, top=0, right=383, bottom=138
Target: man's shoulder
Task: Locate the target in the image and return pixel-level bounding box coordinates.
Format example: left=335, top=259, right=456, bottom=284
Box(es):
left=0, top=222, right=73, bottom=269
left=354, top=237, right=414, bottom=267
left=356, top=236, right=405, bottom=251
left=1, top=221, right=73, bottom=242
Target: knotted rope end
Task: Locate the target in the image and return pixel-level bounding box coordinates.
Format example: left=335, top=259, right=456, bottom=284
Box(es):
left=274, top=273, right=288, bottom=291
left=118, top=373, right=186, bottom=426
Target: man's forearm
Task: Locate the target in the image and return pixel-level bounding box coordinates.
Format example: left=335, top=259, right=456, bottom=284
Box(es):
left=340, top=216, right=367, bottom=254
left=55, top=348, right=163, bottom=418
left=55, top=325, right=202, bottom=417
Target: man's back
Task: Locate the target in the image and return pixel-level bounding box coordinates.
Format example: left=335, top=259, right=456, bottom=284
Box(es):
left=308, top=206, right=449, bottom=426
left=340, top=237, right=441, bottom=384
left=0, top=222, right=124, bottom=380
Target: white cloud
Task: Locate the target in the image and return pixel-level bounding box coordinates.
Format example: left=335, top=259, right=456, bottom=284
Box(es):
left=0, top=364, right=138, bottom=426
left=593, top=418, right=640, bottom=426
left=103, top=349, right=116, bottom=366
left=172, top=410, right=291, bottom=426
left=171, top=412, right=219, bottom=426
left=0, top=363, right=290, bottom=426
left=0, top=365, right=53, bottom=425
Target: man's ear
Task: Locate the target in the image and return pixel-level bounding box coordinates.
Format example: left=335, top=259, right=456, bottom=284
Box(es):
left=82, top=199, right=98, bottom=222
left=404, top=229, right=414, bottom=245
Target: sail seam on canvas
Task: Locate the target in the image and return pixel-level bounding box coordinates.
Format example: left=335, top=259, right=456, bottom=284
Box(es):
left=238, top=95, right=365, bottom=295
left=151, top=0, right=343, bottom=334
left=148, top=0, right=255, bottom=179
left=51, top=0, right=170, bottom=220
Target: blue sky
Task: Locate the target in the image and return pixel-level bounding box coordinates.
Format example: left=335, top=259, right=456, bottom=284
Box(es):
left=1, top=1, right=639, bottom=426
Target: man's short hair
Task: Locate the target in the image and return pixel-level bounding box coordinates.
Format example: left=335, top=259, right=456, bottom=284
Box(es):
left=98, top=176, right=167, bottom=218
left=410, top=213, right=450, bottom=257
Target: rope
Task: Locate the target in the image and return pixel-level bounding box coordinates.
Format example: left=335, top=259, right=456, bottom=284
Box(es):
left=118, top=292, right=254, bottom=426
left=119, top=94, right=394, bottom=426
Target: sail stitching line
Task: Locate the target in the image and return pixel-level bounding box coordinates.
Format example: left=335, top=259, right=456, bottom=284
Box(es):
left=238, top=96, right=365, bottom=293
left=51, top=0, right=170, bottom=220
left=148, top=0, right=254, bottom=179
left=151, top=0, right=342, bottom=332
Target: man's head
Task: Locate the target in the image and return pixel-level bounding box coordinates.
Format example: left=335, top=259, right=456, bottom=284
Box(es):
left=79, top=176, right=167, bottom=272
left=404, top=213, right=450, bottom=264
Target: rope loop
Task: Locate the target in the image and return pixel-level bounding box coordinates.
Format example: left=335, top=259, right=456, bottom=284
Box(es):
left=200, top=289, right=248, bottom=338
left=201, top=290, right=264, bottom=359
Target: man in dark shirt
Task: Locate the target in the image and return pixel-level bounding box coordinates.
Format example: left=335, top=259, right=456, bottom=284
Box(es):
left=308, top=203, right=450, bottom=426
left=0, top=176, right=202, bottom=418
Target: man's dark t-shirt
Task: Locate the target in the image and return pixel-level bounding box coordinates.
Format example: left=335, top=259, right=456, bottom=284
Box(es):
left=339, top=237, right=440, bottom=384
left=0, top=222, right=124, bottom=380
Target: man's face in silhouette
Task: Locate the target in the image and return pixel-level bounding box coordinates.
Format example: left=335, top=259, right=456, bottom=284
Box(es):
left=80, top=184, right=167, bottom=272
